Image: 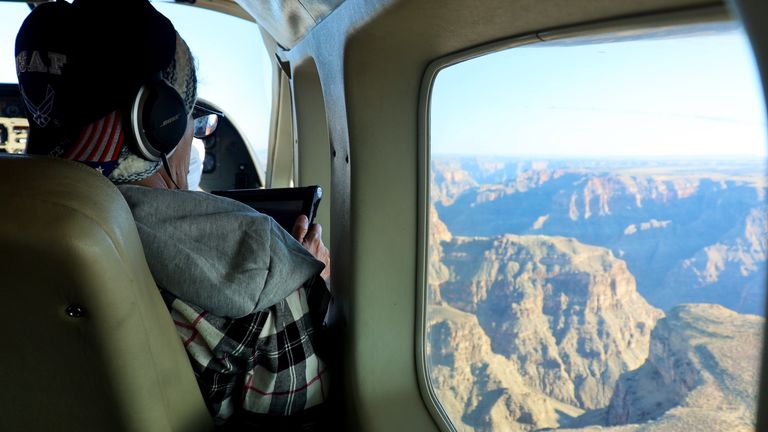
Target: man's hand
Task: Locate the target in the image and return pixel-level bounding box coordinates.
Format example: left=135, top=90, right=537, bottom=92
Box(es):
left=292, top=215, right=331, bottom=282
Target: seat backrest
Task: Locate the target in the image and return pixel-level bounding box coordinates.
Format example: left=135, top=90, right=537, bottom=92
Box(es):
left=0, top=155, right=212, bottom=432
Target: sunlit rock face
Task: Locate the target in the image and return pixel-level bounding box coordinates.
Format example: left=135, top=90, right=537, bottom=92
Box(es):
left=436, top=233, right=662, bottom=412
left=428, top=304, right=586, bottom=432
left=428, top=235, right=763, bottom=431
left=428, top=204, right=453, bottom=305
left=602, top=304, right=763, bottom=430
left=427, top=158, right=766, bottom=431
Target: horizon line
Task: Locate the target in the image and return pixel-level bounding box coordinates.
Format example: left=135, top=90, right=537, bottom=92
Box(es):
left=431, top=153, right=768, bottom=161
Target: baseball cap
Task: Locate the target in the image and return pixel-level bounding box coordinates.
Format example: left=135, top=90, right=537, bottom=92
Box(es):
left=15, top=0, right=176, bottom=157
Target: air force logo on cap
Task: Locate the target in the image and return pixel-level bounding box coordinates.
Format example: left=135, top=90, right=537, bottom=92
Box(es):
left=16, top=51, right=68, bottom=128
left=20, top=85, right=55, bottom=128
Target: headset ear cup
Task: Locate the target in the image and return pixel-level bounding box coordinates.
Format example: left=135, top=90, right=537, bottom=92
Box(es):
left=129, top=79, right=187, bottom=161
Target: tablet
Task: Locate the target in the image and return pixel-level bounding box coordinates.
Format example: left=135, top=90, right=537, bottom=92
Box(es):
left=212, top=186, right=323, bottom=232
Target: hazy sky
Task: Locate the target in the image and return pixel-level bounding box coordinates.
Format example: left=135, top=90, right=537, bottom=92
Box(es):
left=432, top=26, right=767, bottom=158
left=2, top=3, right=767, bottom=160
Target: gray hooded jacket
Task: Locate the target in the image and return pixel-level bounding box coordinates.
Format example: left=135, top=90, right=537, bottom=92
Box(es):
left=118, top=185, right=324, bottom=318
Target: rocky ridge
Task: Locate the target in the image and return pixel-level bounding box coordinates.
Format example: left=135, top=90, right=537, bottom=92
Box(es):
left=560, top=304, right=762, bottom=431
left=428, top=304, right=583, bottom=431
left=438, top=234, right=663, bottom=410
left=427, top=199, right=764, bottom=431
left=433, top=158, right=768, bottom=315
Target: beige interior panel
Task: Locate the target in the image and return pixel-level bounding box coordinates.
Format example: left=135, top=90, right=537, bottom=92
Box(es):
left=293, top=57, right=332, bottom=245
left=267, top=71, right=296, bottom=187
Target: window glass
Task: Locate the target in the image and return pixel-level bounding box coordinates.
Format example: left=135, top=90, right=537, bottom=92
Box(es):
left=426, top=21, right=766, bottom=431
left=155, top=3, right=272, bottom=175
left=0, top=3, right=29, bottom=154
left=0, top=3, right=27, bottom=84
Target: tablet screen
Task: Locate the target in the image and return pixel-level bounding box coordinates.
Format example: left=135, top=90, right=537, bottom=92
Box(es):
left=212, top=186, right=322, bottom=232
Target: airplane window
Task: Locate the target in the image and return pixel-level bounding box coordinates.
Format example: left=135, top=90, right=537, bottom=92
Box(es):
left=0, top=3, right=29, bottom=155
left=425, top=21, right=767, bottom=431
left=154, top=3, right=272, bottom=177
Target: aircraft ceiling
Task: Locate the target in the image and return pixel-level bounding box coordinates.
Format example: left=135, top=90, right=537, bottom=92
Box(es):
left=236, top=0, right=344, bottom=48
left=180, top=0, right=345, bottom=49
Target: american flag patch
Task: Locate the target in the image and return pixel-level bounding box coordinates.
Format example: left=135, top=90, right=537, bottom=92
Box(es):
left=64, top=110, right=124, bottom=165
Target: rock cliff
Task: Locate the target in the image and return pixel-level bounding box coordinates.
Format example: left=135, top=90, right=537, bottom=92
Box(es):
left=606, top=304, right=761, bottom=426
left=557, top=304, right=763, bottom=431
left=427, top=160, right=766, bottom=431
left=428, top=304, right=584, bottom=431
left=436, top=233, right=663, bottom=412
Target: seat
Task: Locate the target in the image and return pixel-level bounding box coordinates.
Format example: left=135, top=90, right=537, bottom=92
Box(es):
left=0, top=155, right=212, bottom=432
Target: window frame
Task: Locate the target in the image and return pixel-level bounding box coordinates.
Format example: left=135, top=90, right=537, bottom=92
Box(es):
left=414, top=5, right=744, bottom=431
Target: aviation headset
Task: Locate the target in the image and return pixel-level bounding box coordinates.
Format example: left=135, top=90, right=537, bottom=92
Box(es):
left=128, top=75, right=188, bottom=163
left=126, top=74, right=189, bottom=188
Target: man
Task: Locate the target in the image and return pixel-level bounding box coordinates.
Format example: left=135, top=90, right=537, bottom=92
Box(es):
left=15, top=0, right=331, bottom=426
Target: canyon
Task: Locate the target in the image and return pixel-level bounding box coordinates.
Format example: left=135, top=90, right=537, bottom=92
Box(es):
left=427, top=157, right=765, bottom=430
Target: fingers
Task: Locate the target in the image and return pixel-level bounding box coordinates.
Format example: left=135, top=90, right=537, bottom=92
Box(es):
left=293, top=218, right=329, bottom=282
left=304, top=224, right=330, bottom=282
left=304, top=223, right=322, bottom=245
left=292, top=215, right=309, bottom=241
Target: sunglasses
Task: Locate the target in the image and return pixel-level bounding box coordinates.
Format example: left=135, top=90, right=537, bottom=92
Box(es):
left=192, top=104, right=224, bottom=139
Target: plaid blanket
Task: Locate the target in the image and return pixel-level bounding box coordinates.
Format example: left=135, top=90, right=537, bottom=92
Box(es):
left=162, top=276, right=330, bottom=424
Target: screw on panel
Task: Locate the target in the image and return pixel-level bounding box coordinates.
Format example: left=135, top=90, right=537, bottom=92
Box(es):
left=65, top=305, right=87, bottom=318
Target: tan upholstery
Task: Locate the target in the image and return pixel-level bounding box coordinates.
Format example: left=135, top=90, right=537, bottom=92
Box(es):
left=0, top=155, right=212, bottom=432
